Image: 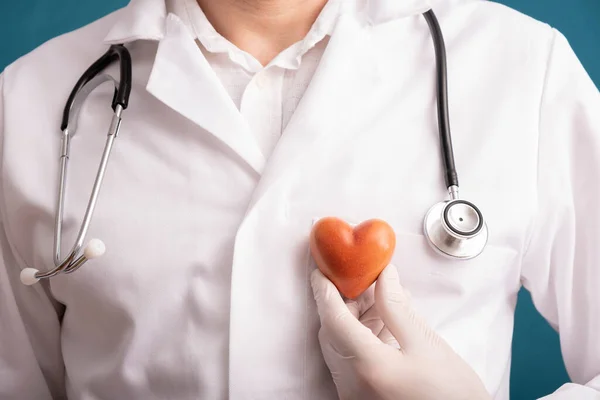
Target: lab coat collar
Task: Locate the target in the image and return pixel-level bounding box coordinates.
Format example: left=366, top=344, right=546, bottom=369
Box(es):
left=103, top=0, right=167, bottom=44
left=366, top=0, right=433, bottom=24
left=102, top=0, right=433, bottom=45
left=145, top=15, right=266, bottom=174
left=99, top=0, right=432, bottom=177
left=104, top=0, right=266, bottom=174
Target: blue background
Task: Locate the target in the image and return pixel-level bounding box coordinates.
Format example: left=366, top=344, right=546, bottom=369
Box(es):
left=1, top=1, right=599, bottom=399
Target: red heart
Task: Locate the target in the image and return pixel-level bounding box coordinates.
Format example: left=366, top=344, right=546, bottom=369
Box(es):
left=309, top=217, right=396, bottom=299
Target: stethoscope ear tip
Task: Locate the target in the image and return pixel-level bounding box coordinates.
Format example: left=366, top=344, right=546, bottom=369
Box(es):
left=84, top=239, right=106, bottom=260
left=20, top=268, right=41, bottom=286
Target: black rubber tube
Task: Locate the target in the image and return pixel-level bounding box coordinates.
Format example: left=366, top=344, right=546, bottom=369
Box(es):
left=61, top=44, right=132, bottom=131
left=423, top=10, right=459, bottom=189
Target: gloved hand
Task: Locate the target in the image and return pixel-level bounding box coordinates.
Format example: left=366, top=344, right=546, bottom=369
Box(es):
left=310, top=264, right=492, bottom=400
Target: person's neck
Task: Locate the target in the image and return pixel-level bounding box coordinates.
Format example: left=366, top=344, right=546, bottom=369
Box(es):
left=196, top=0, right=329, bottom=66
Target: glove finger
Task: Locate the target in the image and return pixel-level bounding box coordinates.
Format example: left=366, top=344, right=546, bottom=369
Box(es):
left=355, top=284, right=375, bottom=313
left=378, top=326, right=400, bottom=349
left=345, top=285, right=376, bottom=327
left=345, top=299, right=360, bottom=320
left=311, top=269, right=380, bottom=357
left=357, top=304, right=384, bottom=336
left=375, top=264, right=436, bottom=352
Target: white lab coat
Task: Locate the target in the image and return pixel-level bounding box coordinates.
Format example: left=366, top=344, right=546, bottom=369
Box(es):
left=1, top=0, right=599, bottom=399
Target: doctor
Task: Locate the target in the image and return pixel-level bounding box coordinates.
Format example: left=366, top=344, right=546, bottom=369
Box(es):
left=1, top=0, right=599, bottom=399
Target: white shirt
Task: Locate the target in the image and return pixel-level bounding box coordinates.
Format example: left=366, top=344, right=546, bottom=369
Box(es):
left=168, top=0, right=337, bottom=159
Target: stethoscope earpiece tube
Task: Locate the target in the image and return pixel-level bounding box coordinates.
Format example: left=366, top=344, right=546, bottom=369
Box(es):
left=22, top=45, right=134, bottom=285
left=423, top=10, right=458, bottom=189
left=60, top=44, right=133, bottom=131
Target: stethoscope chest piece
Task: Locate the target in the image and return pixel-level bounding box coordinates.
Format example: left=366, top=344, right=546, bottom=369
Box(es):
left=424, top=199, right=488, bottom=260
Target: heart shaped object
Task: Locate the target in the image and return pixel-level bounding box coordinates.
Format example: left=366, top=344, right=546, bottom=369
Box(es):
left=309, top=217, right=396, bottom=299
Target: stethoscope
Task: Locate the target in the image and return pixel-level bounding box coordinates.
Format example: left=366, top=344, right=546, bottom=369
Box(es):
left=20, top=9, right=487, bottom=286
left=421, top=10, right=489, bottom=260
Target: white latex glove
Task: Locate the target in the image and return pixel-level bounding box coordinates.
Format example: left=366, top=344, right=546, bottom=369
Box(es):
left=310, top=264, right=492, bottom=400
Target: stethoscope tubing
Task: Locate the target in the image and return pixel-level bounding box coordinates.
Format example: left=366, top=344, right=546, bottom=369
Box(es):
left=423, top=10, right=459, bottom=190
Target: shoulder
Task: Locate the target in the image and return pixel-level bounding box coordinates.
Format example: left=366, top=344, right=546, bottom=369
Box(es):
left=433, top=0, right=558, bottom=63
left=367, top=0, right=563, bottom=76
left=2, top=7, right=126, bottom=97
left=365, top=0, right=565, bottom=105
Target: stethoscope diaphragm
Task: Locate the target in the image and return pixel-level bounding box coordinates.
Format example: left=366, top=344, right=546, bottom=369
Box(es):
left=424, top=196, right=488, bottom=260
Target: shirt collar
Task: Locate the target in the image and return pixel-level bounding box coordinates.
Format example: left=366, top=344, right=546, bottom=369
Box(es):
left=102, top=0, right=432, bottom=46
left=171, top=0, right=344, bottom=72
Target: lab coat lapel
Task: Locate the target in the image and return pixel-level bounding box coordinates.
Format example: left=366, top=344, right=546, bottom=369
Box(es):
left=146, top=15, right=266, bottom=175
left=247, top=16, right=381, bottom=208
